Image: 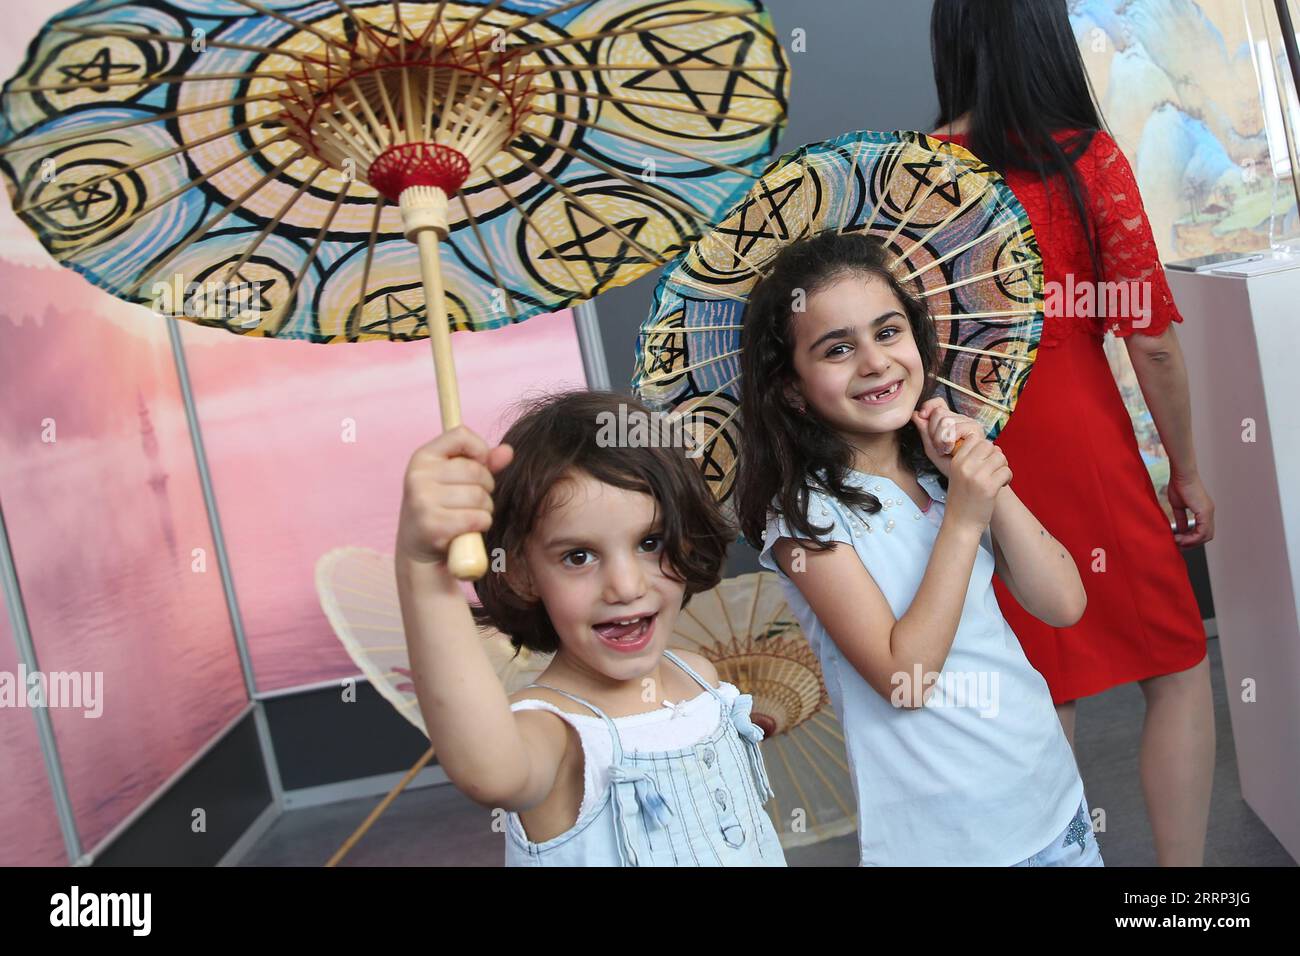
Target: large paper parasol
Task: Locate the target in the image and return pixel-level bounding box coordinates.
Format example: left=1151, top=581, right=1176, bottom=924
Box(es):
left=0, top=0, right=790, bottom=577
left=316, top=546, right=550, bottom=734
left=314, top=545, right=550, bottom=865
left=668, top=571, right=855, bottom=849
left=317, top=554, right=854, bottom=855
left=632, top=130, right=1043, bottom=504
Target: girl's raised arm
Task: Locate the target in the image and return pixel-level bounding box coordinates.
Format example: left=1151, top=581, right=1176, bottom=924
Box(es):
left=395, top=428, right=568, bottom=811
left=773, top=438, right=1008, bottom=706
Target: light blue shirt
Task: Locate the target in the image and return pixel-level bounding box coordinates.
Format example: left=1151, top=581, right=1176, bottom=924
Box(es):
left=758, top=469, right=1083, bottom=866
left=504, top=651, right=786, bottom=867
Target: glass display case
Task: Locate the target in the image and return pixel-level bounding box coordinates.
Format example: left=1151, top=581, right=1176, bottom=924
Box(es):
left=1242, top=0, right=1300, bottom=252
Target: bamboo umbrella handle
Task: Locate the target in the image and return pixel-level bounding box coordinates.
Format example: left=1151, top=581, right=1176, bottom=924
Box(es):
left=407, top=187, right=489, bottom=581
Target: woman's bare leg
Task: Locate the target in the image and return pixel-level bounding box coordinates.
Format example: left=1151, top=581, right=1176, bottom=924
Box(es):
left=1137, top=655, right=1215, bottom=866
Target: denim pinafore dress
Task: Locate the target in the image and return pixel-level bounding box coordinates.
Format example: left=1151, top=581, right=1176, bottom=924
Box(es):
left=504, top=651, right=787, bottom=866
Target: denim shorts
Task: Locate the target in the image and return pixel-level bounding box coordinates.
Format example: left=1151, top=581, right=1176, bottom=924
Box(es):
left=1012, top=796, right=1104, bottom=867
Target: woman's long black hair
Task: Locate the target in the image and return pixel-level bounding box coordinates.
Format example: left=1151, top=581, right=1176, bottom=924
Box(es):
left=931, top=0, right=1106, bottom=278
left=734, top=232, right=942, bottom=552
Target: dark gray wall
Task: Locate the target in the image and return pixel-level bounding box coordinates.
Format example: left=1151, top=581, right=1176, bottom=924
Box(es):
left=595, top=0, right=940, bottom=394
left=592, top=0, right=939, bottom=574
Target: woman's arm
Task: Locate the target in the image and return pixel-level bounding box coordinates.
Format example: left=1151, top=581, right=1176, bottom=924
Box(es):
left=1088, top=132, right=1214, bottom=547
left=395, top=428, right=568, bottom=811
left=1125, top=327, right=1215, bottom=546
left=988, top=487, right=1087, bottom=627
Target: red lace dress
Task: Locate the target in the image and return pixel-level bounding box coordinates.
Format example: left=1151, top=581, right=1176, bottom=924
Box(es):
left=931, top=129, right=1207, bottom=703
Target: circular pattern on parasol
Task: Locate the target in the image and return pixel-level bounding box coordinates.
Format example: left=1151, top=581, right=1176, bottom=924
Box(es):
left=0, top=0, right=790, bottom=340
left=632, top=129, right=1044, bottom=504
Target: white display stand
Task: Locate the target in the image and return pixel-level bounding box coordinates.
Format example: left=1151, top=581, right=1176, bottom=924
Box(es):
left=1167, top=258, right=1300, bottom=863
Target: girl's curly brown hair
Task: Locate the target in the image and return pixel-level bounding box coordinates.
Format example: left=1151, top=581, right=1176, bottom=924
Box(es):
left=472, top=390, right=732, bottom=654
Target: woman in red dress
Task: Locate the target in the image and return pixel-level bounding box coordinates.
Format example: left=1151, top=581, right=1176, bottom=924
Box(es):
left=928, top=0, right=1217, bottom=866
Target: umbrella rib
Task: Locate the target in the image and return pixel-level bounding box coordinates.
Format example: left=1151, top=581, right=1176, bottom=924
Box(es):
left=15, top=116, right=273, bottom=216
left=919, top=257, right=1040, bottom=298
left=501, top=10, right=760, bottom=58
left=778, top=734, right=843, bottom=822
left=807, top=711, right=845, bottom=743
left=480, top=166, right=592, bottom=291
left=638, top=323, right=743, bottom=335
left=799, top=719, right=852, bottom=776
left=504, top=146, right=660, bottom=264
left=531, top=82, right=779, bottom=105
left=435, top=64, right=463, bottom=141
left=423, top=45, right=438, bottom=142
left=784, top=731, right=854, bottom=810
left=349, top=197, right=388, bottom=338
left=0, top=93, right=281, bottom=157
left=7, top=70, right=294, bottom=94
left=55, top=130, right=291, bottom=258
left=520, top=62, right=783, bottom=75
left=718, top=449, right=740, bottom=488
left=691, top=382, right=743, bottom=465
left=393, top=2, right=418, bottom=140
left=273, top=187, right=349, bottom=334
left=889, top=176, right=993, bottom=264
left=49, top=24, right=329, bottom=65
left=747, top=573, right=764, bottom=646
left=755, top=598, right=786, bottom=646
left=739, top=173, right=796, bottom=261
left=346, top=79, right=392, bottom=150
left=637, top=349, right=741, bottom=385
left=454, top=190, right=521, bottom=320
left=436, top=0, right=510, bottom=53
left=224, top=0, right=344, bottom=50
left=449, top=67, right=492, bottom=160
left=898, top=215, right=1018, bottom=278
left=694, top=231, right=770, bottom=285
left=680, top=606, right=722, bottom=645
left=880, top=162, right=969, bottom=248
left=319, top=99, right=381, bottom=160
left=466, top=0, right=602, bottom=43
left=220, top=162, right=328, bottom=288
left=929, top=309, right=1037, bottom=322
left=660, top=269, right=754, bottom=303
left=128, top=147, right=308, bottom=297
left=327, top=0, right=391, bottom=53
left=937, top=342, right=1033, bottom=365
left=767, top=738, right=817, bottom=831
left=935, top=377, right=1012, bottom=413
left=414, top=0, right=454, bottom=48
left=526, top=84, right=782, bottom=126
left=836, top=138, right=870, bottom=235
left=391, top=0, right=409, bottom=59
left=372, top=63, right=404, bottom=143
left=516, top=126, right=711, bottom=224
left=525, top=106, right=754, bottom=177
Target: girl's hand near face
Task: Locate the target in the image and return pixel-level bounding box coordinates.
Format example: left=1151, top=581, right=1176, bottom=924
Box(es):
left=940, top=437, right=1013, bottom=532
left=912, top=398, right=985, bottom=478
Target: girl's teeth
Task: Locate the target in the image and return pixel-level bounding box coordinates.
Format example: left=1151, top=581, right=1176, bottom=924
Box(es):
left=596, top=616, right=648, bottom=640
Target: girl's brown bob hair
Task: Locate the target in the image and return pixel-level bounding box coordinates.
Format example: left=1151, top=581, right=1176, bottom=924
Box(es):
left=472, top=390, right=732, bottom=654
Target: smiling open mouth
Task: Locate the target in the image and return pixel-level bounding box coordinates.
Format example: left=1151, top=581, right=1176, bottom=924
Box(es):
left=593, top=613, right=657, bottom=652
left=856, top=381, right=903, bottom=404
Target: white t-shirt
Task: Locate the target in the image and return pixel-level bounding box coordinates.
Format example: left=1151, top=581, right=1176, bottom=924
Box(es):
left=758, top=469, right=1083, bottom=866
